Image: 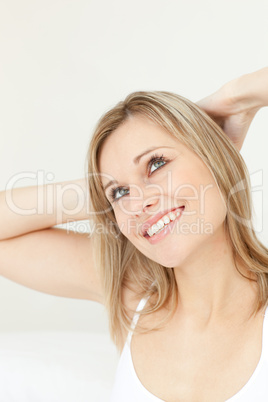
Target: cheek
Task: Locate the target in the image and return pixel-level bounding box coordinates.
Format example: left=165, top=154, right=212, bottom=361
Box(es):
left=113, top=211, right=124, bottom=235
left=191, top=181, right=227, bottom=236
left=204, top=190, right=227, bottom=228
left=113, top=210, right=136, bottom=240
left=170, top=167, right=227, bottom=233
left=168, top=168, right=209, bottom=212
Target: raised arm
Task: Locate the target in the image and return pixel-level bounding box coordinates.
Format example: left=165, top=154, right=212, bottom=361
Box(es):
left=0, top=177, right=104, bottom=304
left=196, top=67, right=268, bottom=151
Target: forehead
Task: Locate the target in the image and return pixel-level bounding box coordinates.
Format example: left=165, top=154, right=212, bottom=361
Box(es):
left=99, top=115, right=180, bottom=176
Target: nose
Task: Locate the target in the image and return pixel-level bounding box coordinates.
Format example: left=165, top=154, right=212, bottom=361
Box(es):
left=124, top=183, right=161, bottom=217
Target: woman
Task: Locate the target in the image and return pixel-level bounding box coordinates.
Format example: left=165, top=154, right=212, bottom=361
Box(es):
left=0, top=67, right=267, bottom=401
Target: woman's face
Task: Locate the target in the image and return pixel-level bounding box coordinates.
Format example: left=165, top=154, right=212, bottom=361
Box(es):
left=99, top=114, right=227, bottom=268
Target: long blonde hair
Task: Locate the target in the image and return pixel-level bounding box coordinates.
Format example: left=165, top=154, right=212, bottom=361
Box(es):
left=86, top=91, right=268, bottom=351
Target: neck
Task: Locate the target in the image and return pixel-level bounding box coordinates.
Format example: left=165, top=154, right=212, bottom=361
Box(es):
left=173, top=227, right=258, bottom=325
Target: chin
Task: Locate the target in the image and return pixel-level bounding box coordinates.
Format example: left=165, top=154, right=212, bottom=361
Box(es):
left=159, top=257, right=181, bottom=269
left=147, top=249, right=185, bottom=268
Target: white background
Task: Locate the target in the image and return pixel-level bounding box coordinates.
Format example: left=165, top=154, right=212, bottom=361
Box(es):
left=0, top=0, right=267, bottom=334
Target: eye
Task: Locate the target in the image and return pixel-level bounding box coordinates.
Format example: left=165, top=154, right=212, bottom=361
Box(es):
left=148, top=154, right=168, bottom=175
left=108, top=153, right=170, bottom=203
left=108, top=186, right=129, bottom=202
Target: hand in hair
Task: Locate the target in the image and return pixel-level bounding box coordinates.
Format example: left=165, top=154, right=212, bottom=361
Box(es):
left=196, top=67, right=268, bottom=151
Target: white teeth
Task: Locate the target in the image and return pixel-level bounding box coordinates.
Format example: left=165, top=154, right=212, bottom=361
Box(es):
left=157, top=219, right=164, bottom=229
left=152, top=224, right=158, bottom=233
left=146, top=208, right=183, bottom=237
left=169, top=212, right=176, bottom=221
left=163, top=215, right=170, bottom=225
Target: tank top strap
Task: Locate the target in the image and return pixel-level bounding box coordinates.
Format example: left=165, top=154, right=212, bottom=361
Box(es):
left=126, top=293, right=151, bottom=346
left=126, top=280, right=157, bottom=347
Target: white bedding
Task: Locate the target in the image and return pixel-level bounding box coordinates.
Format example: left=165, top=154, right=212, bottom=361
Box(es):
left=0, top=331, right=119, bottom=402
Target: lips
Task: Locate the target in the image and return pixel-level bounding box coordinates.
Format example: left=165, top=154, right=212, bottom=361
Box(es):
left=141, top=206, right=185, bottom=237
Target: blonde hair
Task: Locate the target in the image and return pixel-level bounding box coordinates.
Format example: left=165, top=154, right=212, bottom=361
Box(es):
left=86, top=91, right=268, bottom=351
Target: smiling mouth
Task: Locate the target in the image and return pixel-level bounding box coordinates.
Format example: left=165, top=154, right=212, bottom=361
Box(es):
left=143, top=206, right=185, bottom=238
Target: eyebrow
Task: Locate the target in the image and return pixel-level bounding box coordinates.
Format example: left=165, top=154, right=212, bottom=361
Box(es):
left=103, top=146, right=174, bottom=192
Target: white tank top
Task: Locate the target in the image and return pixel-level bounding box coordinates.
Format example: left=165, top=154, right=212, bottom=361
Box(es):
left=110, top=296, right=268, bottom=401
